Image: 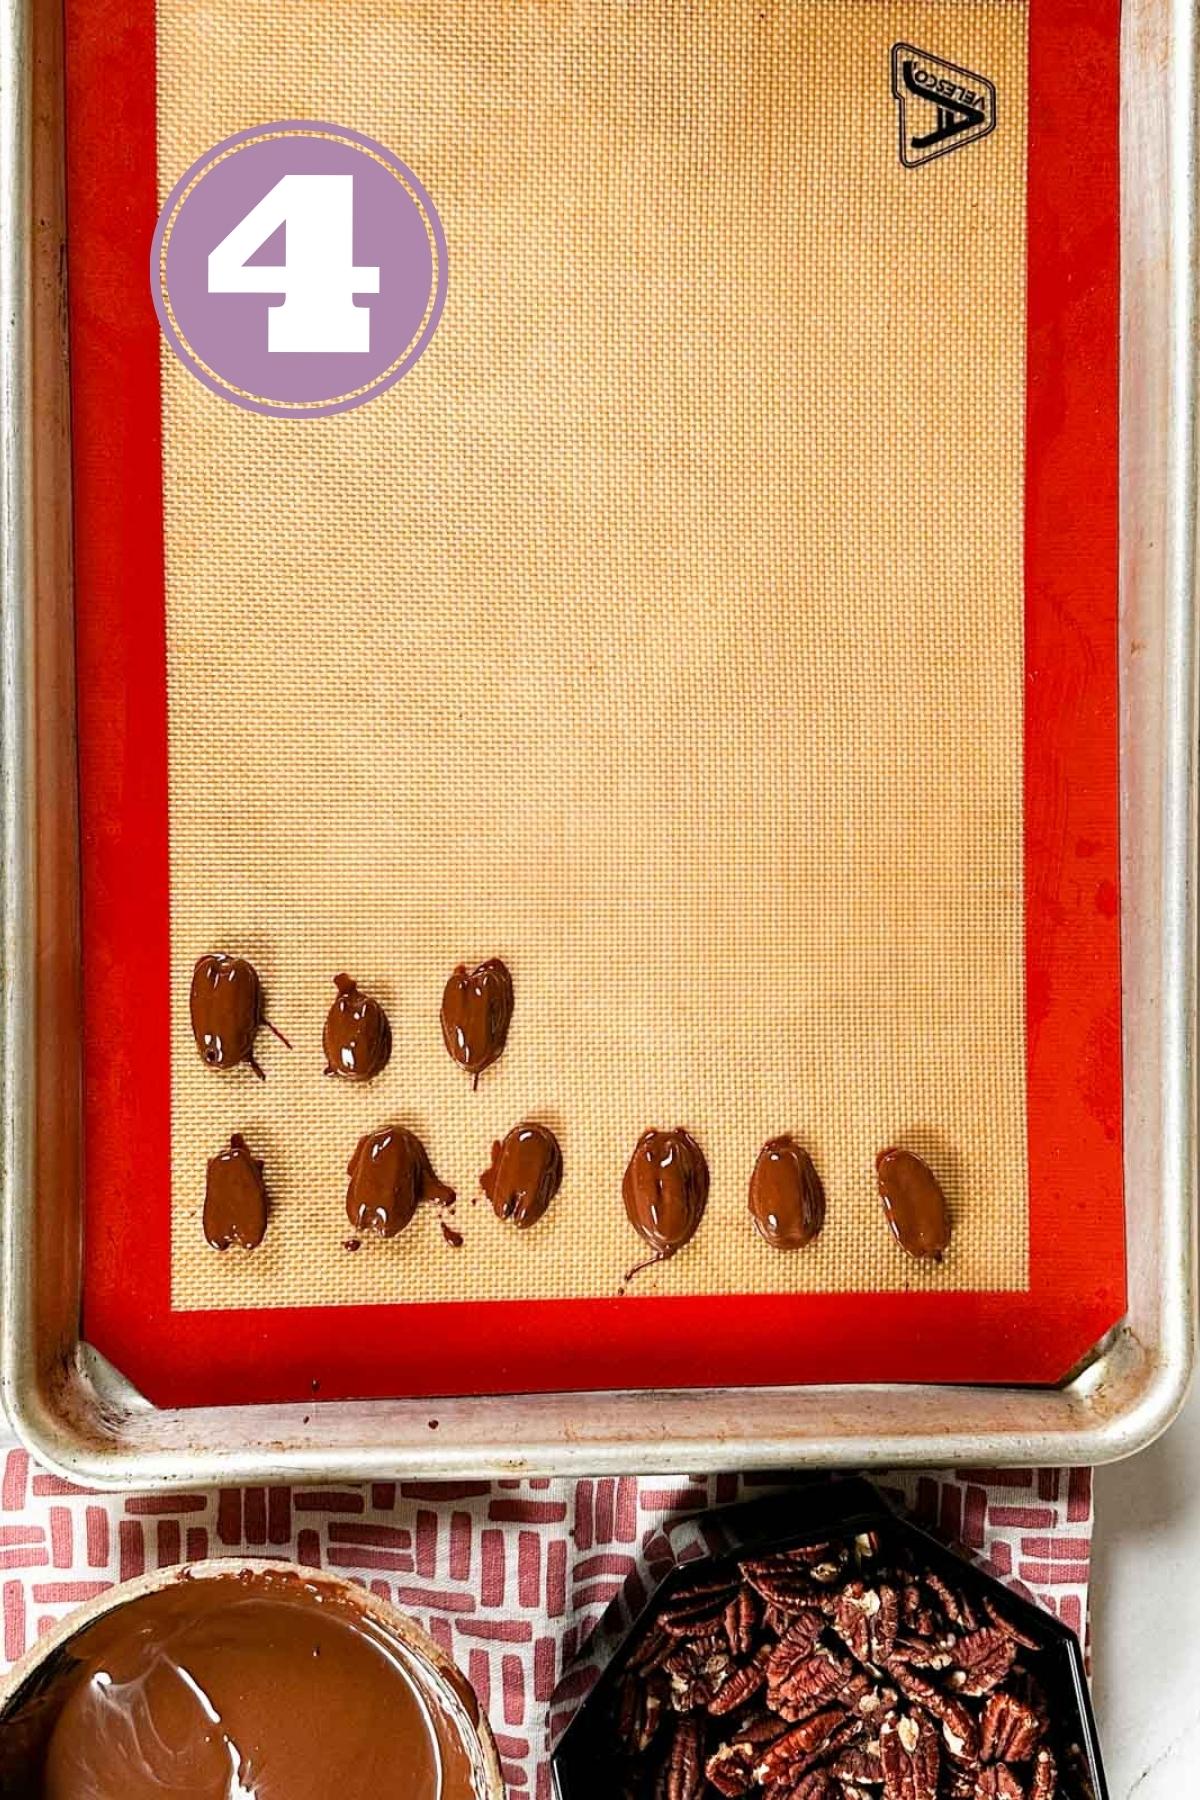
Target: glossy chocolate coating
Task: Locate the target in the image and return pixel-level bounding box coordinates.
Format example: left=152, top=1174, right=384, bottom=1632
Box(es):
left=440, top=959, right=514, bottom=1080
left=21, top=1570, right=484, bottom=1800
left=204, top=1133, right=268, bottom=1250
left=346, top=1125, right=455, bottom=1238
left=622, top=1128, right=709, bottom=1270
left=323, top=972, right=392, bottom=1081
left=480, top=1123, right=563, bottom=1228
left=190, top=952, right=265, bottom=1076
left=749, top=1135, right=826, bottom=1249
left=876, top=1146, right=952, bottom=1260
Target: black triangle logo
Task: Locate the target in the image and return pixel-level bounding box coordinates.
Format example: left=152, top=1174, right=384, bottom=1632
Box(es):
left=891, top=43, right=997, bottom=168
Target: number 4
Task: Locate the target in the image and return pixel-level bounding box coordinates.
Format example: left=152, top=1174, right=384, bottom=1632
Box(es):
left=208, top=174, right=380, bottom=354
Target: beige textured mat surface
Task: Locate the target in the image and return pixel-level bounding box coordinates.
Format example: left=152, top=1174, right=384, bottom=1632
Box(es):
left=159, top=0, right=1029, bottom=1312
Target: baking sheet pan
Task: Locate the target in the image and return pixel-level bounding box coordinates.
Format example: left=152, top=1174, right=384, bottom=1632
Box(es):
left=0, top=0, right=1194, bottom=1482
left=76, top=0, right=1123, bottom=1406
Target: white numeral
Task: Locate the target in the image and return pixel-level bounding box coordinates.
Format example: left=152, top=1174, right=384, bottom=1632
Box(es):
left=207, top=174, right=380, bottom=354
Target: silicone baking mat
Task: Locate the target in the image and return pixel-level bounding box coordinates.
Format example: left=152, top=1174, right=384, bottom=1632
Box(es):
left=67, top=0, right=1125, bottom=1405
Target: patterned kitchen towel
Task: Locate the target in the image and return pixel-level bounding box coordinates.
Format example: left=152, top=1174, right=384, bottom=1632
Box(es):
left=0, top=1453, right=1091, bottom=1797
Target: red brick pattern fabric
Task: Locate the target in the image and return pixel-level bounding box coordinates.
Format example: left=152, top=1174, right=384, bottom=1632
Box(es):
left=0, top=1452, right=1091, bottom=1796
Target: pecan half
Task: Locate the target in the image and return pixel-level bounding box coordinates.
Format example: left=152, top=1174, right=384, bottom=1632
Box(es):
left=725, top=1586, right=762, bottom=1657
left=831, top=1744, right=885, bottom=1785
left=709, top=1644, right=772, bottom=1716
left=879, top=1711, right=940, bottom=1800
left=667, top=1571, right=743, bottom=1606
left=660, top=1586, right=740, bottom=1641
left=665, top=1642, right=732, bottom=1711
left=1028, top=1747, right=1057, bottom=1800
left=975, top=1768, right=1026, bottom=1800
left=924, top=1571, right=979, bottom=1632
left=765, top=1612, right=828, bottom=1703
left=887, top=1662, right=979, bottom=1763
left=889, top=1633, right=956, bottom=1673
left=769, top=1645, right=865, bottom=1722
left=706, top=1714, right=788, bottom=1796
left=980, top=1693, right=1046, bottom=1764
left=832, top=1581, right=901, bottom=1667
left=754, top=1708, right=846, bottom=1785
left=704, top=1749, right=754, bottom=1798
left=780, top=1540, right=843, bottom=1569
left=948, top=1630, right=1017, bottom=1698
left=982, top=1597, right=1042, bottom=1652
left=657, top=1716, right=707, bottom=1800
left=730, top=1708, right=791, bottom=1746
left=742, top=1557, right=827, bottom=1613
left=616, top=1668, right=668, bottom=1753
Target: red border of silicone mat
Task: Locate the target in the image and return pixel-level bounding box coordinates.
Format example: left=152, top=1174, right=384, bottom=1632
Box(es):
left=67, top=0, right=1125, bottom=1408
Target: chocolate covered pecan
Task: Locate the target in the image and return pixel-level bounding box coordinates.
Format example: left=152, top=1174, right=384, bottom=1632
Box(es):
left=190, top=952, right=289, bottom=1078
left=749, top=1135, right=826, bottom=1249
left=204, top=1133, right=268, bottom=1250
left=876, top=1147, right=952, bottom=1260
left=440, top=957, right=514, bottom=1083
left=480, top=1121, right=562, bottom=1227
left=323, top=972, right=391, bottom=1081
left=622, top=1128, right=709, bottom=1284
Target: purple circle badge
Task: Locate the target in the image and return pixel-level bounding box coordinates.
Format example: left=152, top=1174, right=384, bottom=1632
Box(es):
left=151, top=121, right=448, bottom=418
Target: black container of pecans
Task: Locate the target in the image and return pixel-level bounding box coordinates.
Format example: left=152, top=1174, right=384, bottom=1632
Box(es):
left=551, top=1480, right=1106, bottom=1800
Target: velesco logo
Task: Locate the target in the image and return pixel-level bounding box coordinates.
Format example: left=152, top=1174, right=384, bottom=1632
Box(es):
left=151, top=121, right=447, bottom=418
left=891, top=45, right=997, bottom=169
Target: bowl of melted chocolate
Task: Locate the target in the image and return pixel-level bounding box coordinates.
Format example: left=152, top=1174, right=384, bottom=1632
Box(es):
left=0, top=1561, right=502, bottom=1800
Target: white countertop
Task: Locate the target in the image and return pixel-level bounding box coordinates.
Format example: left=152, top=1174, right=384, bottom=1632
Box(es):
left=1092, top=1371, right=1200, bottom=1795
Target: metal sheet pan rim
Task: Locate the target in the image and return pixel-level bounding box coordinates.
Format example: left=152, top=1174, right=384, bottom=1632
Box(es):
left=1, top=0, right=1195, bottom=1486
